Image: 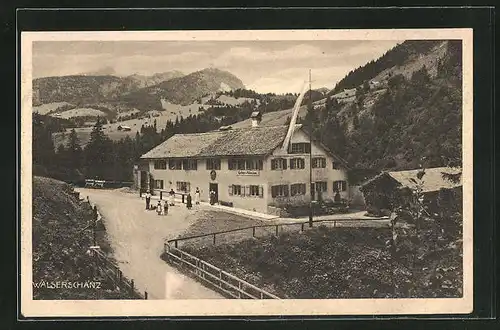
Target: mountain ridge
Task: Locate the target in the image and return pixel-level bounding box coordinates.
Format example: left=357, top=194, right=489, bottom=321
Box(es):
left=33, top=68, right=244, bottom=110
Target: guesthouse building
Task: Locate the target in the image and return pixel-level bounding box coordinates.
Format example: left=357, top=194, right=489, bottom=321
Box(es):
left=139, top=114, right=350, bottom=215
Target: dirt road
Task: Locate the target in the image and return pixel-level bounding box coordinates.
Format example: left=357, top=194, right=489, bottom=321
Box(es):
left=76, top=188, right=223, bottom=300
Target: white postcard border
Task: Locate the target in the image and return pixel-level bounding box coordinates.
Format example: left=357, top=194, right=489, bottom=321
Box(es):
left=20, top=28, right=474, bottom=317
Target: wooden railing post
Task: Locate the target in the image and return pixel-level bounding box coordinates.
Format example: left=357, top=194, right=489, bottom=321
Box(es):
left=175, top=240, right=178, bottom=248
left=131, top=279, right=135, bottom=291
left=252, top=226, right=256, bottom=237
left=213, top=233, right=216, bottom=245
left=301, top=223, right=304, bottom=232
left=144, top=291, right=148, bottom=299
left=275, top=225, right=279, bottom=236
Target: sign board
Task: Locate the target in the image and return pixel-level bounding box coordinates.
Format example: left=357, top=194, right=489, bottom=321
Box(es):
left=237, top=170, right=260, bottom=176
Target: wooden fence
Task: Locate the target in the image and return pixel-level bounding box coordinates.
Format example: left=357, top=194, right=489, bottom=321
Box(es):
left=163, top=217, right=390, bottom=299
left=167, top=217, right=390, bottom=249
left=94, top=249, right=147, bottom=299
left=165, top=245, right=280, bottom=299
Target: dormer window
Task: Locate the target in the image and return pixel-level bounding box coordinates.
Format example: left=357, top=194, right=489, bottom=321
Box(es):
left=289, top=143, right=311, bottom=154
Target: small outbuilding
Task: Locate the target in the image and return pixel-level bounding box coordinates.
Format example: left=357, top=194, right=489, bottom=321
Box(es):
left=359, top=167, right=462, bottom=212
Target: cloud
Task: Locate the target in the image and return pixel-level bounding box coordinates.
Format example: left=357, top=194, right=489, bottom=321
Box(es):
left=32, top=40, right=402, bottom=93
left=215, top=44, right=328, bottom=66
left=247, top=66, right=357, bottom=94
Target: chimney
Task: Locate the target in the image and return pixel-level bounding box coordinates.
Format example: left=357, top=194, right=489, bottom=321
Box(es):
left=250, top=111, right=262, bottom=127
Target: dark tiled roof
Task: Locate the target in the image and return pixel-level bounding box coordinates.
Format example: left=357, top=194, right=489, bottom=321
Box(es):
left=141, top=125, right=300, bottom=159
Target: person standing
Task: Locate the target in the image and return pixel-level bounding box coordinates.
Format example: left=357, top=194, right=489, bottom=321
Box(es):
left=194, top=187, right=201, bottom=205
left=157, top=200, right=162, bottom=215
left=169, top=188, right=175, bottom=206
left=209, top=190, right=215, bottom=205
left=186, top=193, right=192, bottom=209
left=334, top=189, right=341, bottom=203
left=145, top=190, right=151, bottom=210
left=164, top=201, right=169, bottom=215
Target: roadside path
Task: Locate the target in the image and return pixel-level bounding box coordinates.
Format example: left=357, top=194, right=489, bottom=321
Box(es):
left=77, top=188, right=223, bottom=300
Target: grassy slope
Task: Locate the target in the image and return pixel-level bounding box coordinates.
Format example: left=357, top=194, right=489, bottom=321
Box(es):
left=32, top=176, right=137, bottom=299
left=177, top=210, right=275, bottom=248
left=183, top=224, right=462, bottom=299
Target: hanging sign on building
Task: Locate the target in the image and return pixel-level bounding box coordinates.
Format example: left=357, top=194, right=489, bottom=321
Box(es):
left=237, top=170, right=260, bottom=176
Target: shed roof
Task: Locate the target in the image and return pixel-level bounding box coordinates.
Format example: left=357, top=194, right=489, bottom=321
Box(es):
left=141, top=125, right=302, bottom=159
left=360, top=167, right=462, bottom=193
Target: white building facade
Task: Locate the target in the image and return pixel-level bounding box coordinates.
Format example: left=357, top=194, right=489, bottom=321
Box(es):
left=140, top=122, right=349, bottom=215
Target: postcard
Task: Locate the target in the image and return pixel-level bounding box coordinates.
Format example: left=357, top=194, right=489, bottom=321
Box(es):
left=21, top=28, right=473, bottom=317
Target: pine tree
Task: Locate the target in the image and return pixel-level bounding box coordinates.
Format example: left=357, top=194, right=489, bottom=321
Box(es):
left=84, top=117, right=113, bottom=179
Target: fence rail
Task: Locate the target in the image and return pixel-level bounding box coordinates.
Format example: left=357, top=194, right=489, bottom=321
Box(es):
left=166, top=217, right=390, bottom=248
left=165, top=246, right=280, bottom=299
left=94, top=249, right=145, bottom=299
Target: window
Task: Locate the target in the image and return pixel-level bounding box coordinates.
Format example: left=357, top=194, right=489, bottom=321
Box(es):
left=271, top=158, right=287, bottom=170
left=228, top=158, right=264, bottom=171
left=206, top=158, right=221, bottom=170
left=315, top=181, right=327, bottom=192
left=290, top=183, right=306, bottom=196
left=154, top=160, right=167, bottom=170
left=333, top=180, right=347, bottom=192
left=176, top=181, right=190, bottom=193
left=169, top=159, right=182, bottom=170
left=154, top=180, right=164, bottom=189
left=246, top=159, right=263, bottom=170
left=332, top=161, right=340, bottom=170
left=290, top=158, right=305, bottom=169
left=312, top=157, right=326, bottom=168
left=249, top=185, right=260, bottom=196
left=229, top=184, right=263, bottom=197
left=232, top=185, right=243, bottom=196
left=182, top=159, right=197, bottom=170
left=271, top=185, right=289, bottom=197
left=237, top=159, right=246, bottom=170
left=289, top=142, right=311, bottom=154
left=228, top=158, right=237, bottom=170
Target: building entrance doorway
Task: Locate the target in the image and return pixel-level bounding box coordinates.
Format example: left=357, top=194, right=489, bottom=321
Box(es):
left=209, top=183, right=218, bottom=204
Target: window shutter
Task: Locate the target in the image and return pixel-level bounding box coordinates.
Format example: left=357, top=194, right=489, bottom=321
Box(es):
left=259, top=185, right=264, bottom=198
left=271, top=159, right=276, bottom=170
left=271, top=186, right=276, bottom=198
left=283, top=159, right=287, bottom=170
left=284, top=185, right=289, bottom=197
left=228, top=185, right=233, bottom=196
left=245, top=185, right=250, bottom=196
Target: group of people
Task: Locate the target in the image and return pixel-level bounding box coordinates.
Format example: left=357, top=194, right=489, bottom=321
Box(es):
left=143, top=187, right=202, bottom=215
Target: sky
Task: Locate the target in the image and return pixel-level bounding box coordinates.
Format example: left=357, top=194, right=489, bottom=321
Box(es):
left=33, top=40, right=402, bottom=94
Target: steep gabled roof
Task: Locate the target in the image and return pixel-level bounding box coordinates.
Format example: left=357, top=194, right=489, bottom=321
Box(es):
left=141, top=125, right=300, bottom=159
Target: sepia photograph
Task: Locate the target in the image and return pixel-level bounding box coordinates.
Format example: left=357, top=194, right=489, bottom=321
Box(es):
left=20, top=29, right=473, bottom=317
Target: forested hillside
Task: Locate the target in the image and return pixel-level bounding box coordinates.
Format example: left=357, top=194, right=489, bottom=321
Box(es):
left=305, top=40, right=463, bottom=170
